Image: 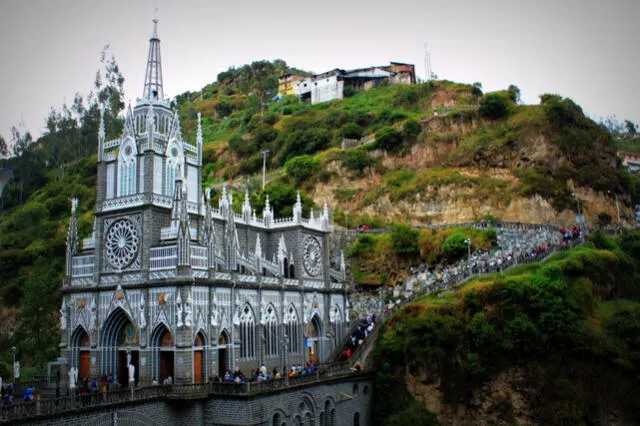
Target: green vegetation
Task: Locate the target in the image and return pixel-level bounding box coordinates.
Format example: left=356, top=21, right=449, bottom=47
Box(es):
left=373, top=231, right=640, bottom=425
left=348, top=226, right=497, bottom=286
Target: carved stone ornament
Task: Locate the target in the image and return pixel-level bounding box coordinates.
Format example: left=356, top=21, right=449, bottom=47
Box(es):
left=105, top=218, right=140, bottom=269
left=302, top=236, right=322, bottom=277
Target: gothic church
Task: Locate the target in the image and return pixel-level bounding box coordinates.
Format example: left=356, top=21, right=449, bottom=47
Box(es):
left=59, top=21, right=348, bottom=386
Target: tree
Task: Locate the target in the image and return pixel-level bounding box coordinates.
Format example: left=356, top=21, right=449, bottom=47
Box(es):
left=0, top=134, right=7, bottom=158
left=479, top=94, right=509, bottom=120
left=472, top=82, right=483, bottom=97
left=508, top=84, right=521, bottom=103
left=441, top=232, right=469, bottom=261
left=625, top=120, right=637, bottom=136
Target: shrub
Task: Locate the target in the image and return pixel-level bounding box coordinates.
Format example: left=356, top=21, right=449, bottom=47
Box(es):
left=390, top=223, right=419, bottom=256
left=402, top=120, right=421, bottom=145
left=340, top=150, right=374, bottom=176
left=340, top=122, right=364, bottom=140
left=285, top=155, right=320, bottom=186
left=479, top=94, right=509, bottom=120
left=375, top=127, right=403, bottom=152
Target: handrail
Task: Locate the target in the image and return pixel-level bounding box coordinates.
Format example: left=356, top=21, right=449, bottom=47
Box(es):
left=0, top=363, right=359, bottom=422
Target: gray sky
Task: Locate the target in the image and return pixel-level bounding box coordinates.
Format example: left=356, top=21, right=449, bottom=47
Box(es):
left=0, top=0, right=638, bottom=141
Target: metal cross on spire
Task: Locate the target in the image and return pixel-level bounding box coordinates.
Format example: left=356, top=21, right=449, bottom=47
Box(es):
left=143, top=17, right=164, bottom=100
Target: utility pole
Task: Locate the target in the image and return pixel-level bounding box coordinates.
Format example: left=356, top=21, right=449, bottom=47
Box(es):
left=261, top=150, right=270, bottom=190
left=424, top=43, right=433, bottom=81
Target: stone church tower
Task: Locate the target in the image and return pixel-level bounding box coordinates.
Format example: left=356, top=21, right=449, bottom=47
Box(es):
left=59, top=21, right=348, bottom=386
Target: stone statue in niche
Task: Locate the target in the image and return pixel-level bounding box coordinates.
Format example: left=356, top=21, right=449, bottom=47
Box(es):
left=176, top=292, right=183, bottom=328
left=139, top=295, right=147, bottom=329
left=184, top=292, right=193, bottom=327
left=60, top=299, right=67, bottom=330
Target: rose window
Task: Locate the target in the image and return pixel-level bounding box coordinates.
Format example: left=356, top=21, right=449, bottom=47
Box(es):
left=105, top=218, right=140, bottom=269
left=303, top=236, right=322, bottom=277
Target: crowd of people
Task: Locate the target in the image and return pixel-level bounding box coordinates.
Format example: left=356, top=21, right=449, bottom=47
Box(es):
left=211, top=363, right=318, bottom=384
left=1, top=381, right=35, bottom=405
left=338, top=314, right=375, bottom=362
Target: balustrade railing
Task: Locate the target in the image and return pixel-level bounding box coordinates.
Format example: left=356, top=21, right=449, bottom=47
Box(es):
left=71, top=255, right=94, bottom=277
left=190, top=246, right=208, bottom=270
left=150, top=246, right=177, bottom=271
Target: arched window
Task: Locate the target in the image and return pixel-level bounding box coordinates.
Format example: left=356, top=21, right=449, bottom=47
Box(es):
left=239, top=305, right=255, bottom=359
left=353, top=412, right=360, bottom=426
left=283, top=304, right=299, bottom=354
left=272, top=412, right=281, bottom=426
left=263, top=304, right=278, bottom=357
left=118, top=141, right=137, bottom=197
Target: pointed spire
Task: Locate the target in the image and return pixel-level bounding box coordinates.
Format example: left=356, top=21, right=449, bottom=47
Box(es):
left=263, top=195, right=273, bottom=227
left=196, top=113, right=203, bottom=145
left=168, top=110, right=182, bottom=142
left=293, top=191, right=302, bottom=222
left=242, top=188, right=251, bottom=221
left=98, top=104, right=105, bottom=161
left=65, top=198, right=79, bottom=277
left=196, top=113, right=203, bottom=166
left=143, top=19, right=164, bottom=100
left=322, top=200, right=330, bottom=230
left=219, top=184, right=230, bottom=215
left=255, top=234, right=262, bottom=258
left=123, top=104, right=135, bottom=139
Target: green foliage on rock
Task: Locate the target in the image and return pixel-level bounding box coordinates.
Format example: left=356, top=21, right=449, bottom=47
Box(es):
left=373, top=231, right=640, bottom=424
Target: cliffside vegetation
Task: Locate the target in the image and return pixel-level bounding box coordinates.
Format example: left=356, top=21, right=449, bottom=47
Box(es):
left=373, top=230, right=640, bottom=425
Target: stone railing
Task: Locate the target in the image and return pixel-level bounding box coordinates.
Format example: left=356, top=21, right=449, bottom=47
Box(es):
left=0, top=363, right=358, bottom=422
left=149, top=246, right=177, bottom=271
left=71, top=255, right=94, bottom=277
left=341, top=136, right=374, bottom=150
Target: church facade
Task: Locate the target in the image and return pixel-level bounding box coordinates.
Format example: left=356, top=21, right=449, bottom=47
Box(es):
left=59, top=21, right=348, bottom=387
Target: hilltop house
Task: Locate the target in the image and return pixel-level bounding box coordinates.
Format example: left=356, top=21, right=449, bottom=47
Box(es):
left=281, top=62, right=415, bottom=104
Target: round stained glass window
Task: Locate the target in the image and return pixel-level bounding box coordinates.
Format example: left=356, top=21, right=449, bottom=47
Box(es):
left=105, top=218, right=140, bottom=269
left=303, top=236, right=322, bottom=277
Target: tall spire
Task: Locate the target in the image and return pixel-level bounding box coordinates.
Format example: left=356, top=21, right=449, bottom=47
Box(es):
left=143, top=19, right=164, bottom=100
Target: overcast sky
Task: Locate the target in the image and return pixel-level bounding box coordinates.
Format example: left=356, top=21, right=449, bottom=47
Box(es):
left=0, top=0, right=638, bottom=142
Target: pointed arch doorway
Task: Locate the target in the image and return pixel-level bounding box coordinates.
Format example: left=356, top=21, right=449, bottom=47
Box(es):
left=304, top=315, right=322, bottom=365
left=217, top=330, right=230, bottom=377
left=151, top=324, right=174, bottom=384
left=70, top=326, right=91, bottom=382
left=194, top=332, right=205, bottom=384
left=100, top=308, right=139, bottom=388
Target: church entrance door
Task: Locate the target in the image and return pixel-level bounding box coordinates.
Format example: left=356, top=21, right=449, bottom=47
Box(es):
left=79, top=351, right=90, bottom=381
left=194, top=350, right=203, bottom=384
left=217, top=331, right=229, bottom=377
left=160, top=352, right=174, bottom=382
left=304, top=315, right=321, bottom=365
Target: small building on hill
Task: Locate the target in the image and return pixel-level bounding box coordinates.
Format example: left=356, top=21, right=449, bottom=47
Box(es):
left=291, top=62, right=416, bottom=104
left=277, top=74, right=306, bottom=96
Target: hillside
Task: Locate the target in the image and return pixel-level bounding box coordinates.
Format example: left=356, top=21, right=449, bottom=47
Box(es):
left=0, top=58, right=638, bottom=380
left=372, top=231, right=640, bottom=425
left=171, top=66, right=636, bottom=230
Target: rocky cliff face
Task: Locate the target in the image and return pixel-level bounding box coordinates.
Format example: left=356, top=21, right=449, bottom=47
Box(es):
left=312, top=142, right=629, bottom=227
